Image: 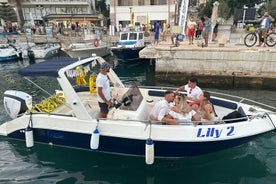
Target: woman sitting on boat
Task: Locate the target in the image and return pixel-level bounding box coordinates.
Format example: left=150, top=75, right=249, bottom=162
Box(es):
left=193, top=91, right=217, bottom=121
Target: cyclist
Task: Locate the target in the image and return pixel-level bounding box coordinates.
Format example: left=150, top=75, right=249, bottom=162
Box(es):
left=258, top=12, right=274, bottom=47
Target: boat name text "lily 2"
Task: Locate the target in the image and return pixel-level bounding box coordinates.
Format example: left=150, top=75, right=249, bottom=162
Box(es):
left=197, top=126, right=235, bottom=138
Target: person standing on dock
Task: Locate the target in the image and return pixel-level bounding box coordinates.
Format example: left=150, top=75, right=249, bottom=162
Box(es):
left=154, top=22, right=160, bottom=45
left=202, top=15, right=211, bottom=47
left=258, top=11, right=274, bottom=47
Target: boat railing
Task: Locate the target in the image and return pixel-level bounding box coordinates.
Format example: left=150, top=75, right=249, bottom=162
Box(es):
left=139, top=85, right=276, bottom=112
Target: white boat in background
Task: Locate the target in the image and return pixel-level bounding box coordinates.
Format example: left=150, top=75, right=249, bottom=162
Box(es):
left=61, top=34, right=111, bottom=58
left=1, top=55, right=276, bottom=165
left=22, top=43, right=61, bottom=59
left=0, top=43, right=22, bottom=61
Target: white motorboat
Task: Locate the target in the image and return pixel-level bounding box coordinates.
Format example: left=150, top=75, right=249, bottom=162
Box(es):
left=61, top=36, right=111, bottom=58
left=22, top=43, right=61, bottom=59
left=0, top=43, right=22, bottom=61
left=1, top=55, right=275, bottom=165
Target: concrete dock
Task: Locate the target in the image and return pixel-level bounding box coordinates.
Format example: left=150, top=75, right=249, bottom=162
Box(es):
left=139, top=32, right=276, bottom=90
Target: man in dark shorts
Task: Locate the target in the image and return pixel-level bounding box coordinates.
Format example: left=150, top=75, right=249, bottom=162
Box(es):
left=96, top=62, right=113, bottom=118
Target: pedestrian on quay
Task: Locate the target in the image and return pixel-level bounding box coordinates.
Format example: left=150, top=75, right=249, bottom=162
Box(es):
left=202, top=15, right=211, bottom=47
left=258, top=11, right=274, bottom=47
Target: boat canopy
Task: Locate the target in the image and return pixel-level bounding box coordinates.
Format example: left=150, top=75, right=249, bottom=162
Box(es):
left=18, top=57, right=79, bottom=77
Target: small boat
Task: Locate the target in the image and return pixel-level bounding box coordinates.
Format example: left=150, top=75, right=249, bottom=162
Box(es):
left=110, top=31, right=147, bottom=62
left=1, top=55, right=276, bottom=165
left=22, top=43, right=61, bottom=59
left=61, top=36, right=111, bottom=58
left=0, top=43, right=22, bottom=61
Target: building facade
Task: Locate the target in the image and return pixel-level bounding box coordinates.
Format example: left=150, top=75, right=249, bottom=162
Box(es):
left=109, top=0, right=176, bottom=31
left=9, top=0, right=104, bottom=27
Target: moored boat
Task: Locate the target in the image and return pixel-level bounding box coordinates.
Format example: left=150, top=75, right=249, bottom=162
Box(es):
left=1, top=55, right=275, bottom=165
left=22, top=43, right=61, bottom=59
left=0, top=43, right=22, bottom=61
left=110, top=31, right=148, bottom=62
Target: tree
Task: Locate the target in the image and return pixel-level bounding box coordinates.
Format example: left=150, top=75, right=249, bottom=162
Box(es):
left=0, top=2, right=17, bottom=23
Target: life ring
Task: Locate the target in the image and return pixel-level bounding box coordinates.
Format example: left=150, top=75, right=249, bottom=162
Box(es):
left=93, top=38, right=99, bottom=47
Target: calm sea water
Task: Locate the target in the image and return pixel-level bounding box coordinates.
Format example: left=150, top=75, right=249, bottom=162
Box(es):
left=0, top=54, right=276, bottom=184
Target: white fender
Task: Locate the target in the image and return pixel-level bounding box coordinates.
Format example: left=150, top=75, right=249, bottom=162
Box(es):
left=145, top=138, right=154, bottom=165
left=90, top=128, right=100, bottom=151
left=25, top=126, right=34, bottom=148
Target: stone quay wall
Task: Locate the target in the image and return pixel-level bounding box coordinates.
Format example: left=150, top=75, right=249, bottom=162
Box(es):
left=140, top=44, right=276, bottom=90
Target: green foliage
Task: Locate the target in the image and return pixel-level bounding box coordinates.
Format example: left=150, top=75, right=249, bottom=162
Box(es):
left=198, top=0, right=274, bottom=21
left=0, top=2, right=17, bottom=22
left=258, top=0, right=276, bottom=19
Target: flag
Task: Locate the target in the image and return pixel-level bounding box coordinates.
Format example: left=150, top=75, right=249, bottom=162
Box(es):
left=146, top=13, right=150, bottom=32
left=178, top=0, right=189, bottom=34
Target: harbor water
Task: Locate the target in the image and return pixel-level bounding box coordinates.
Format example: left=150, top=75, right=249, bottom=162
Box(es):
left=0, top=54, right=276, bottom=184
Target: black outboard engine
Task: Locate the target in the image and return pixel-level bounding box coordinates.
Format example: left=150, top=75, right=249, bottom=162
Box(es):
left=3, top=90, right=32, bottom=119
left=27, top=48, right=35, bottom=62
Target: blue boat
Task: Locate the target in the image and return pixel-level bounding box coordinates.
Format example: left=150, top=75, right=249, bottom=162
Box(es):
left=110, top=31, right=147, bottom=62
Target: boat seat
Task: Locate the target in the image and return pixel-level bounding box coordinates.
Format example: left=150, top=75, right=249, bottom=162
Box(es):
left=222, top=106, right=248, bottom=123
left=148, top=90, right=165, bottom=97
left=210, top=98, right=237, bottom=110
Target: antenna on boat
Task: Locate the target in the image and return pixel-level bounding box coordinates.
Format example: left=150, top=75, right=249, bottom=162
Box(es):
left=145, top=120, right=154, bottom=165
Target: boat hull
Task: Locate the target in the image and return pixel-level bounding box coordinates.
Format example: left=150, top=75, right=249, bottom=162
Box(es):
left=0, top=54, right=22, bottom=61
left=111, top=47, right=145, bottom=62
left=6, top=125, right=268, bottom=157
left=63, top=46, right=110, bottom=58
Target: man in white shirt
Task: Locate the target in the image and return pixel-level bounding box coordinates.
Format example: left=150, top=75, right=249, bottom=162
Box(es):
left=175, top=78, right=203, bottom=110
left=149, top=90, right=178, bottom=125
left=96, top=62, right=113, bottom=118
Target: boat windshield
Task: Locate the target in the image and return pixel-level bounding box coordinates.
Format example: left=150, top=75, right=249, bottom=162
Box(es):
left=129, top=33, right=137, bottom=40
left=120, top=33, right=128, bottom=40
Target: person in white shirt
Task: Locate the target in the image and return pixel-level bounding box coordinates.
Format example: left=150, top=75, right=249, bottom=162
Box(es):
left=258, top=11, right=274, bottom=47
left=175, top=78, right=203, bottom=110
left=149, top=90, right=178, bottom=125
left=96, top=62, right=113, bottom=118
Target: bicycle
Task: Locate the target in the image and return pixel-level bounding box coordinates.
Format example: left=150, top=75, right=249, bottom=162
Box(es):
left=244, top=28, right=276, bottom=47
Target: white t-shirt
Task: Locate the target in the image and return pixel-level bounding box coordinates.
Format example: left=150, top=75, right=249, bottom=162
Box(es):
left=149, top=100, right=170, bottom=121
left=184, top=85, right=202, bottom=103
left=96, top=73, right=111, bottom=103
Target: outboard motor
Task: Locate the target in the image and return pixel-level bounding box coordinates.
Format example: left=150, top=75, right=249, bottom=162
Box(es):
left=27, top=48, right=35, bottom=62
left=3, top=90, right=32, bottom=119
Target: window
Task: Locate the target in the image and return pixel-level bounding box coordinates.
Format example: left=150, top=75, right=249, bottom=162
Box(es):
left=139, top=33, right=143, bottom=39
left=138, top=0, right=145, bottom=5
left=129, top=33, right=137, bottom=40
left=150, top=0, right=166, bottom=5
left=118, top=0, right=132, bottom=6
left=121, top=33, right=128, bottom=40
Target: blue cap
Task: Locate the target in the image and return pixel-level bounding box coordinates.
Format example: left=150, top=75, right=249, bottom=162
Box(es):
left=101, top=62, right=111, bottom=70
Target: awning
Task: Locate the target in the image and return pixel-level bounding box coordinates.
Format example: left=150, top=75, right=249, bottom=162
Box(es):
left=18, top=57, right=79, bottom=77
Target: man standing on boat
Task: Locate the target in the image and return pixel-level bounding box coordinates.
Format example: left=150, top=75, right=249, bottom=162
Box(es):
left=96, top=62, right=113, bottom=118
